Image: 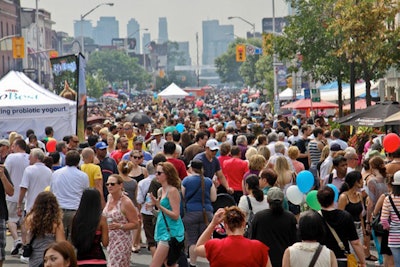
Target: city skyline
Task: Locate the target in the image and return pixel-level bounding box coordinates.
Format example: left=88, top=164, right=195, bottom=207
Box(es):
left=21, top=0, right=288, bottom=64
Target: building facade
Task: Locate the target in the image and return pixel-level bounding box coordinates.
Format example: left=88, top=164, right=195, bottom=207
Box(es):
left=93, top=16, right=119, bottom=46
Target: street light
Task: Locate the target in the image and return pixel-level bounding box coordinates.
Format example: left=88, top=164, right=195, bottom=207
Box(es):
left=228, top=16, right=256, bottom=38
left=80, top=2, right=114, bottom=55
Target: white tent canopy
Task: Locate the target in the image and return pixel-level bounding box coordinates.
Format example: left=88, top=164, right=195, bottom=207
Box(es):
left=319, top=81, right=379, bottom=101
left=158, top=83, right=189, bottom=99
left=0, top=71, right=76, bottom=140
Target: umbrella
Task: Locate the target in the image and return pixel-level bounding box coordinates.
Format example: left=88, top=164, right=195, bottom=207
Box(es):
left=127, top=112, right=153, bottom=124
left=337, top=101, right=400, bottom=127
left=384, top=110, right=400, bottom=125
left=281, top=99, right=338, bottom=110
left=343, top=99, right=375, bottom=110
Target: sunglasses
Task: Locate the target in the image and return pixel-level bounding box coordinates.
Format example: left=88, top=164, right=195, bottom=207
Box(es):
left=156, top=171, right=164, bottom=176
left=131, top=155, right=143, bottom=159
left=105, top=182, right=117, bottom=186
left=124, top=128, right=132, bottom=131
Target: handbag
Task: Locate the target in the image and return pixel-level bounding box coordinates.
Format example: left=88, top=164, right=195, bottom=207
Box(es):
left=371, top=193, right=389, bottom=236
left=243, top=196, right=254, bottom=238
left=161, top=211, right=185, bottom=266
left=319, top=211, right=358, bottom=267
left=22, top=234, right=35, bottom=257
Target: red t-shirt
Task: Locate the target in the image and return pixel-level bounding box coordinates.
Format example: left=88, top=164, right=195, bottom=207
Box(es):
left=167, top=158, right=188, bottom=180
left=111, top=149, right=130, bottom=165
left=218, top=155, right=231, bottom=176
left=223, top=157, right=249, bottom=191
left=205, top=235, right=269, bottom=267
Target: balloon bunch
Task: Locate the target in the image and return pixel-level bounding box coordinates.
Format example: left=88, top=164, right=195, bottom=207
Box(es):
left=286, top=170, right=339, bottom=211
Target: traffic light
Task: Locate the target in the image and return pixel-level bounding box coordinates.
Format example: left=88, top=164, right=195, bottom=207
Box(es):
left=49, top=50, right=59, bottom=58
left=236, top=44, right=246, bottom=62
left=262, top=33, right=272, bottom=56
left=12, top=37, right=25, bottom=59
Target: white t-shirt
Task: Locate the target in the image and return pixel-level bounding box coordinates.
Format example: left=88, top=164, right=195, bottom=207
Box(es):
left=238, top=194, right=269, bottom=222
left=5, top=152, right=30, bottom=203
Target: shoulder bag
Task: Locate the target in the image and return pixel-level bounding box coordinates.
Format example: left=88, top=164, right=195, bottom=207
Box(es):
left=371, top=193, right=389, bottom=236
left=388, top=194, right=400, bottom=220
left=243, top=196, right=254, bottom=238
left=319, top=211, right=358, bottom=267
left=22, top=234, right=36, bottom=257
left=308, top=244, right=323, bottom=267
left=161, top=211, right=185, bottom=266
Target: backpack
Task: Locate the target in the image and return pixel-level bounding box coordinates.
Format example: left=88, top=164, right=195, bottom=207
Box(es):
left=327, top=173, right=334, bottom=184
left=243, top=196, right=254, bottom=238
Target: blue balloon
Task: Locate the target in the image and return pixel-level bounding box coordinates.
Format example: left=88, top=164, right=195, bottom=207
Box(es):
left=176, top=123, right=185, bottom=133
left=297, top=170, right=314, bottom=194
left=327, top=184, right=339, bottom=202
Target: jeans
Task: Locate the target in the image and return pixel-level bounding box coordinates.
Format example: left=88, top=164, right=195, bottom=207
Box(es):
left=390, top=247, right=400, bottom=267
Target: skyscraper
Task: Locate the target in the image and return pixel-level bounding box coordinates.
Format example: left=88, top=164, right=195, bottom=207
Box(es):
left=177, top=42, right=191, bottom=65
left=127, top=18, right=140, bottom=54
left=158, top=17, right=168, bottom=44
left=142, top=32, right=151, bottom=54
left=74, top=20, right=93, bottom=39
left=202, top=20, right=233, bottom=66
left=93, top=16, right=119, bottom=45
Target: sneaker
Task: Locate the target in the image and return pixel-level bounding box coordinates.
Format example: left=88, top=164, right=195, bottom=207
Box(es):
left=11, top=240, right=22, bottom=255
left=20, top=255, right=29, bottom=263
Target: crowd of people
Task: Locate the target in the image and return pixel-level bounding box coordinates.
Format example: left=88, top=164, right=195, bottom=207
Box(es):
left=0, top=89, right=399, bottom=267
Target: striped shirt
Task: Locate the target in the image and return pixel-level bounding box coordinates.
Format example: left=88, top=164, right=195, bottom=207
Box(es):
left=308, top=141, right=322, bottom=167
left=381, top=194, right=400, bottom=248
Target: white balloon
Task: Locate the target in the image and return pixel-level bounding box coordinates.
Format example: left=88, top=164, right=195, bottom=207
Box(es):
left=286, top=185, right=304, bottom=205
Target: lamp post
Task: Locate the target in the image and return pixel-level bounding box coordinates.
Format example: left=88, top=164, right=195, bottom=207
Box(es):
left=228, top=16, right=256, bottom=38
left=80, top=2, right=114, bottom=55
left=272, top=0, right=280, bottom=114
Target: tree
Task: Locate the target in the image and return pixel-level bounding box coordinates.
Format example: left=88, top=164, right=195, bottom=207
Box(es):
left=86, top=70, right=107, bottom=98
left=275, top=0, right=350, bottom=116
left=214, top=38, right=246, bottom=84
left=86, top=50, right=151, bottom=90
left=329, top=0, right=400, bottom=106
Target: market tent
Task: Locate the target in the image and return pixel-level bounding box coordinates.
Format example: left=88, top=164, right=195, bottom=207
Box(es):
left=384, top=110, right=400, bottom=125
left=281, top=99, right=338, bottom=110
left=317, top=81, right=379, bottom=101
left=279, top=88, right=294, bottom=101
left=158, top=83, right=189, bottom=99
left=337, top=101, right=400, bottom=127
left=343, top=99, right=375, bottom=110
left=0, top=71, right=76, bottom=140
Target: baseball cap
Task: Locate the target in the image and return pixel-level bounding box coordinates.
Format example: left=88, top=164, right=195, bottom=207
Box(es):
left=95, top=141, right=108, bottom=150
left=267, top=187, right=284, bottom=202
left=188, top=159, right=203, bottom=169
left=134, top=136, right=144, bottom=143
left=0, top=139, right=10, bottom=147
left=330, top=143, right=342, bottom=152
left=393, top=171, right=400, bottom=185
left=206, top=139, right=219, bottom=151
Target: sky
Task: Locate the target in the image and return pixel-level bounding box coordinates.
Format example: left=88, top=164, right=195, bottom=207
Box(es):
left=21, top=0, right=288, bottom=63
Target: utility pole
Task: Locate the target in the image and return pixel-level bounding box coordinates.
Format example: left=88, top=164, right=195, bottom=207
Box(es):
left=196, top=32, right=200, bottom=87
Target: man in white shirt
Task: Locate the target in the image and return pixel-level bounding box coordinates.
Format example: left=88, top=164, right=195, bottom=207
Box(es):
left=51, top=150, right=89, bottom=240
left=17, top=148, right=52, bottom=243
left=149, top=129, right=166, bottom=157
left=4, top=139, right=29, bottom=255
left=288, top=126, right=301, bottom=145
left=330, top=129, right=348, bottom=150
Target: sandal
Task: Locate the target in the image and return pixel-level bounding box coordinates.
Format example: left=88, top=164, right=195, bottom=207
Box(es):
left=365, top=254, right=378, bottom=261
left=132, top=246, right=140, bottom=253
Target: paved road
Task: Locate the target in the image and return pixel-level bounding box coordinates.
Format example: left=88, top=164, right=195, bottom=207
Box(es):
left=4, top=232, right=210, bottom=267
left=4, top=232, right=380, bottom=266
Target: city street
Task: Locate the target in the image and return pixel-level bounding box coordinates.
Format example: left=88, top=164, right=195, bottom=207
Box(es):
left=4, top=231, right=210, bottom=267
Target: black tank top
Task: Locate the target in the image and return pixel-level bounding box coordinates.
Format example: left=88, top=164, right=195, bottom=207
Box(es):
left=77, top=231, right=106, bottom=261
left=344, top=195, right=363, bottom=222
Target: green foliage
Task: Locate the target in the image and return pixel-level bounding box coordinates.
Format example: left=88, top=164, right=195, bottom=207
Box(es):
left=86, top=50, right=151, bottom=90
left=86, top=71, right=107, bottom=98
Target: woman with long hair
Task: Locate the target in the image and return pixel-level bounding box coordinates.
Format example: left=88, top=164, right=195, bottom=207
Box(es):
left=338, top=171, right=365, bottom=251
left=182, top=159, right=217, bottom=267
left=274, top=156, right=296, bottom=190
left=71, top=188, right=109, bottom=267
left=195, top=206, right=272, bottom=267
left=24, top=191, right=65, bottom=267
left=103, top=174, right=139, bottom=267
left=43, top=240, right=78, bottom=267
left=117, top=160, right=140, bottom=252
left=150, top=162, right=184, bottom=267
left=106, top=134, right=116, bottom=155
left=128, top=150, right=149, bottom=183
left=238, top=174, right=269, bottom=222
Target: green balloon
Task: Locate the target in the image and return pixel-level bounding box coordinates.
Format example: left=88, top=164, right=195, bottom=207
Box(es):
left=306, top=190, right=321, bottom=211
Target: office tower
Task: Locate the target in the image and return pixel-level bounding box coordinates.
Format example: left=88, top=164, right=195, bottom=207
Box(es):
left=177, top=42, right=191, bottom=65
left=142, top=32, right=151, bottom=54
left=74, top=20, right=93, bottom=39
left=202, top=20, right=233, bottom=65
left=158, top=17, right=168, bottom=43
left=93, top=16, right=119, bottom=45
left=127, top=18, right=140, bottom=54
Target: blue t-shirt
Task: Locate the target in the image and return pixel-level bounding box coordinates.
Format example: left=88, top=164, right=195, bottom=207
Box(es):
left=182, top=174, right=213, bottom=212
left=193, top=152, right=220, bottom=179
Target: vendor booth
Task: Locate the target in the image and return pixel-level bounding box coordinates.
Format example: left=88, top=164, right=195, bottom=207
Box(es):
left=0, top=71, right=76, bottom=140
